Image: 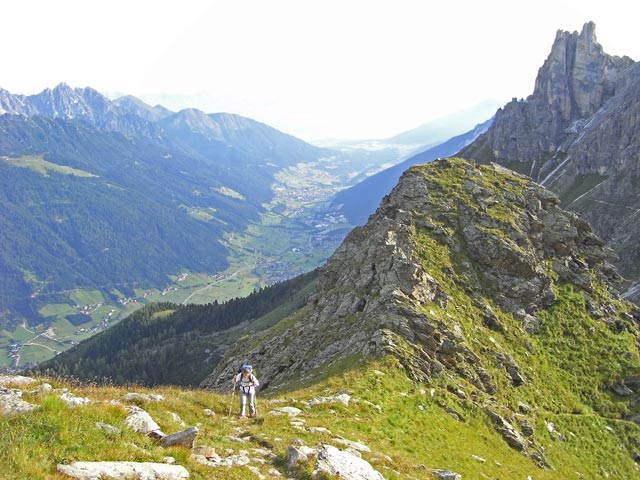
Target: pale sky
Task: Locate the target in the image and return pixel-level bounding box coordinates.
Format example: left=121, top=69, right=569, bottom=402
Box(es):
left=2, top=0, right=639, bottom=140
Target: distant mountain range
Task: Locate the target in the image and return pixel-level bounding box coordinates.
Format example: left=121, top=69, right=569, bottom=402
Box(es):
left=460, top=21, right=640, bottom=302
left=0, top=84, right=330, bottom=332
left=330, top=118, right=493, bottom=225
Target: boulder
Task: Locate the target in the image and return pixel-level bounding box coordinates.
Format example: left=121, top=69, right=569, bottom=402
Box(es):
left=161, top=427, right=199, bottom=448
left=315, top=444, right=384, bottom=480
left=123, top=393, right=164, bottom=402
left=286, top=445, right=309, bottom=467
left=611, top=384, right=634, bottom=396
left=59, top=392, right=92, bottom=408
left=0, top=375, right=38, bottom=387
left=0, top=387, right=39, bottom=417
left=57, top=461, right=189, bottom=479
left=432, top=470, right=461, bottom=480
left=332, top=437, right=371, bottom=453
left=29, top=383, right=53, bottom=395
left=269, top=406, right=302, bottom=417
left=124, top=406, right=165, bottom=438
left=486, top=409, right=527, bottom=451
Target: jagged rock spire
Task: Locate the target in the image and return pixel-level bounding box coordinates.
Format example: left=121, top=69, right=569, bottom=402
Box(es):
left=533, top=21, right=631, bottom=120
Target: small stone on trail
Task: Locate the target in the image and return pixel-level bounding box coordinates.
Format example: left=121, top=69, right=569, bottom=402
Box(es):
left=431, top=469, right=462, bottom=480
left=269, top=406, right=302, bottom=417
left=95, top=422, right=121, bottom=436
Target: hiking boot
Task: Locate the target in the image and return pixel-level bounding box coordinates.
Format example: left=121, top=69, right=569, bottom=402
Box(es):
left=248, top=412, right=256, bottom=418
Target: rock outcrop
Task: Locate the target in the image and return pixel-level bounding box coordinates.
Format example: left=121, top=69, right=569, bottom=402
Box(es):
left=314, top=445, right=385, bottom=480
left=204, top=158, right=632, bottom=391
left=460, top=22, right=640, bottom=299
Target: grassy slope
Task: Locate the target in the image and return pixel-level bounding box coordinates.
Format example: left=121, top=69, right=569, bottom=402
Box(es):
left=3, top=355, right=640, bottom=480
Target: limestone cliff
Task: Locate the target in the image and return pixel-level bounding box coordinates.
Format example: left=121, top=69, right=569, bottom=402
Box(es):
left=460, top=22, right=640, bottom=299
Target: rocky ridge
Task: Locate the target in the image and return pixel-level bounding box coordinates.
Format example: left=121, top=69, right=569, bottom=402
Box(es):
left=204, top=157, right=640, bottom=468
left=460, top=22, right=640, bottom=299
left=206, top=157, right=631, bottom=389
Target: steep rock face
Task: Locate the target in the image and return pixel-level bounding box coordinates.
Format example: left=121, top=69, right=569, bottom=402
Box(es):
left=460, top=22, right=640, bottom=298
left=475, top=22, right=633, bottom=170
left=203, top=158, right=631, bottom=392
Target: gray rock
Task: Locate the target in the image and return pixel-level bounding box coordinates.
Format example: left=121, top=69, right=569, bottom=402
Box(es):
left=506, top=365, right=526, bottom=386
left=161, top=426, right=199, bottom=448
left=315, top=444, right=384, bottom=480
left=286, top=445, right=308, bottom=467
left=308, top=426, right=332, bottom=435
left=269, top=406, right=302, bottom=417
left=56, top=461, right=189, bottom=479
left=167, top=411, right=186, bottom=426
left=192, top=446, right=217, bottom=459
left=432, top=470, right=461, bottom=480
left=0, top=387, right=39, bottom=417
left=486, top=410, right=527, bottom=451
left=332, top=437, right=371, bottom=452
left=517, top=402, right=532, bottom=414
left=59, top=392, right=92, bottom=408
left=95, top=422, right=121, bottom=436
left=520, top=420, right=534, bottom=437
left=611, top=383, right=634, bottom=396
left=29, top=383, right=53, bottom=395
left=124, top=406, right=165, bottom=438
left=123, top=393, right=164, bottom=402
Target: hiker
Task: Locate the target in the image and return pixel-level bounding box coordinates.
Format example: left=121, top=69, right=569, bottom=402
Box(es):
left=232, top=365, right=259, bottom=418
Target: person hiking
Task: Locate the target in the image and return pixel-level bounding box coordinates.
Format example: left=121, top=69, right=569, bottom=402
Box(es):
left=232, top=365, right=259, bottom=418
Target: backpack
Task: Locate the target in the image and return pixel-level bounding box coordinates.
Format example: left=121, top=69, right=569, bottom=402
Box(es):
left=236, top=365, right=257, bottom=393
left=238, top=364, right=253, bottom=373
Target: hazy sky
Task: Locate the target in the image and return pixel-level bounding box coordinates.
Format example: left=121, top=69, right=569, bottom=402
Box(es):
left=2, top=0, right=639, bottom=140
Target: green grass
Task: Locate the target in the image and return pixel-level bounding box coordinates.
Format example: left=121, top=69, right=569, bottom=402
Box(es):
left=4, top=360, right=640, bottom=479
left=1, top=155, right=98, bottom=178
left=38, top=304, right=76, bottom=318
left=68, top=290, right=105, bottom=306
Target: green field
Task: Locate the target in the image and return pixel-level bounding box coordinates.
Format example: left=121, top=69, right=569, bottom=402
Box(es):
left=1, top=154, right=98, bottom=178
left=69, top=289, right=105, bottom=306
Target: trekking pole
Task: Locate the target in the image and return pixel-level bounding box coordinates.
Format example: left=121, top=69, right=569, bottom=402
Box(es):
left=254, top=394, right=258, bottom=419
left=228, top=384, right=236, bottom=417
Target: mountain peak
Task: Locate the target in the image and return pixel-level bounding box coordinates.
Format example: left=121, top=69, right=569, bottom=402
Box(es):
left=580, top=20, right=597, bottom=42
left=532, top=21, right=631, bottom=120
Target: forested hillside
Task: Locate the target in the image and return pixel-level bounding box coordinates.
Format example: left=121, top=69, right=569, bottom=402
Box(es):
left=33, top=270, right=317, bottom=385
